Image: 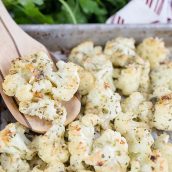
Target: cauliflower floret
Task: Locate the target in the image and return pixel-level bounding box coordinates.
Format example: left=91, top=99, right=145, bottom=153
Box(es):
left=76, top=66, right=95, bottom=95
left=85, top=82, right=121, bottom=129
left=0, top=123, right=35, bottom=160
left=69, top=41, right=94, bottom=66
left=68, top=118, right=96, bottom=171
left=9, top=52, right=53, bottom=82
left=129, top=150, right=168, bottom=172
left=115, top=57, right=150, bottom=95
left=19, top=97, right=67, bottom=121
left=122, top=92, right=153, bottom=123
left=68, top=114, right=100, bottom=171
left=32, top=124, right=69, bottom=164
left=2, top=52, right=53, bottom=99
left=48, top=61, right=80, bottom=101
left=104, top=37, right=136, bottom=67
left=137, top=37, right=168, bottom=69
left=32, top=80, right=52, bottom=93
left=122, top=92, right=145, bottom=114
left=85, top=129, right=130, bottom=172
left=0, top=154, right=30, bottom=172
left=151, top=62, right=172, bottom=98
left=2, top=73, right=26, bottom=96
left=115, top=63, right=142, bottom=95
left=2, top=52, right=79, bottom=122
left=115, top=113, right=154, bottom=157
left=152, top=94, right=172, bottom=131
left=25, top=52, right=53, bottom=81
left=83, top=54, right=115, bottom=91
left=69, top=41, right=102, bottom=66
left=69, top=41, right=114, bottom=91
left=154, top=133, right=172, bottom=172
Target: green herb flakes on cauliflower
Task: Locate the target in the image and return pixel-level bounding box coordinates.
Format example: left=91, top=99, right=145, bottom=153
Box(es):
left=19, top=97, right=67, bottom=121
left=150, top=62, right=172, bottom=98
left=68, top=117, right=96, bottom=171
left=48, top=61, right=80, bottom=101
left=104, top=37, right=136, bottom=67
left=137, top=37, right=168, bottom=69
left=114, top=57, right=150, bottom=95
left=85, top=82, right=121, bottom=129
left=85, top=129, right=130, bottom=172
left=115, top=113, right=154, bottom=158
left=0, top=123, right=35, bottom=160
left=32, top=123, right=69, bottom=164
left=2, top=51, right=80, bottom=122
left=152, top=94, right=172, bottom=131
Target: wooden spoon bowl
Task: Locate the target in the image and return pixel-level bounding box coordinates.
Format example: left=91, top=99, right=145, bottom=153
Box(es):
left=0, top=1, right=81, bottom=133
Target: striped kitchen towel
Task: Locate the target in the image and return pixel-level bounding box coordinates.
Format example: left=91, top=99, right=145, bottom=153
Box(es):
left=106, top=0, right=172, bottom=24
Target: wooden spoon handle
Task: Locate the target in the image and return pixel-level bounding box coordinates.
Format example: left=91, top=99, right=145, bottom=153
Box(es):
left=0, top=1, right=21, bottom=74
left=0, top=1, right=47, bottom=64
left=0, top=0, right=19, bottom=31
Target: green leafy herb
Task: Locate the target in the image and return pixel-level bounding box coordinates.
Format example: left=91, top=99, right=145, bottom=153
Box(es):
left=2, top=0, right=129, bottom=24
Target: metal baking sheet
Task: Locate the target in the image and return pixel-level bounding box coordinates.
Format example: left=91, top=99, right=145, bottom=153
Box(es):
left=21, top=24, right=172, bottom=51
left=1, top=24, right=172, bottom=128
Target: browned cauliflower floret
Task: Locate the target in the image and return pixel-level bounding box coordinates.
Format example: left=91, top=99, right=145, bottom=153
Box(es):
left=151, top=62, right=172, bottom=98
left=137, top=37, right=168, bottom=69
left=115, top=63, right=142, bottom=95
left=0, top=123, right=35, bottom=160
left=19, top=97, right=67, bottom=121
left=85, top=129, right=130, bottom=172
left=32, top=124, right=69, bottom=164
left=83, top=54, right=115, bottom=91
left=69, top=41, right=102, bottom=66
left=85, top=81, right=121, bottom=129
left=69, top=41, right=94, bottom=66
left=9, top=52, right=53, bottom=82
left=2, top=73, right=27, bottom=97
left=152, top=94, right=172, bottom=131
left=2, top=52, right=80, bottom=122
left=69, top=41, right=115, bottom=91
left=115, top=113, right=154, bottom=158
left=48, top=61, right=80, bottom=101
left=104, top=37, right=136, bottom=67
left=122, top=92, right=153, bottom=123
left=68, top=116, right=96, bottom=171
left=114, top=57, right=150, bottom=95
left=129, top=150, right=168, bottom=172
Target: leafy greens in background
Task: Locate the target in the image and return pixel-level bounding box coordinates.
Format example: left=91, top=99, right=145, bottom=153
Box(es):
left=3, top=0, right=129, bottom=24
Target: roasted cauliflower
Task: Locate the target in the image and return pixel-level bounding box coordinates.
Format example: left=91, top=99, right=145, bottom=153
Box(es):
left=137, top=37, right=168, bottom=69
left=104, top=37, right=136, bottom=67
left=0, top=123, right=35, bottom=160
left=85, top=129, right=130, bottom=172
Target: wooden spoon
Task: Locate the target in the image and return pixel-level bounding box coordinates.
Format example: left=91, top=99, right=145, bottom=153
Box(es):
left=0, top=1, right=81, bottom=133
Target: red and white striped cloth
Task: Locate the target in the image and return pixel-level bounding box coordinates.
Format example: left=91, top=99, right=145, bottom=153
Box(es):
left=106, top=0, right=172, bottom=24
